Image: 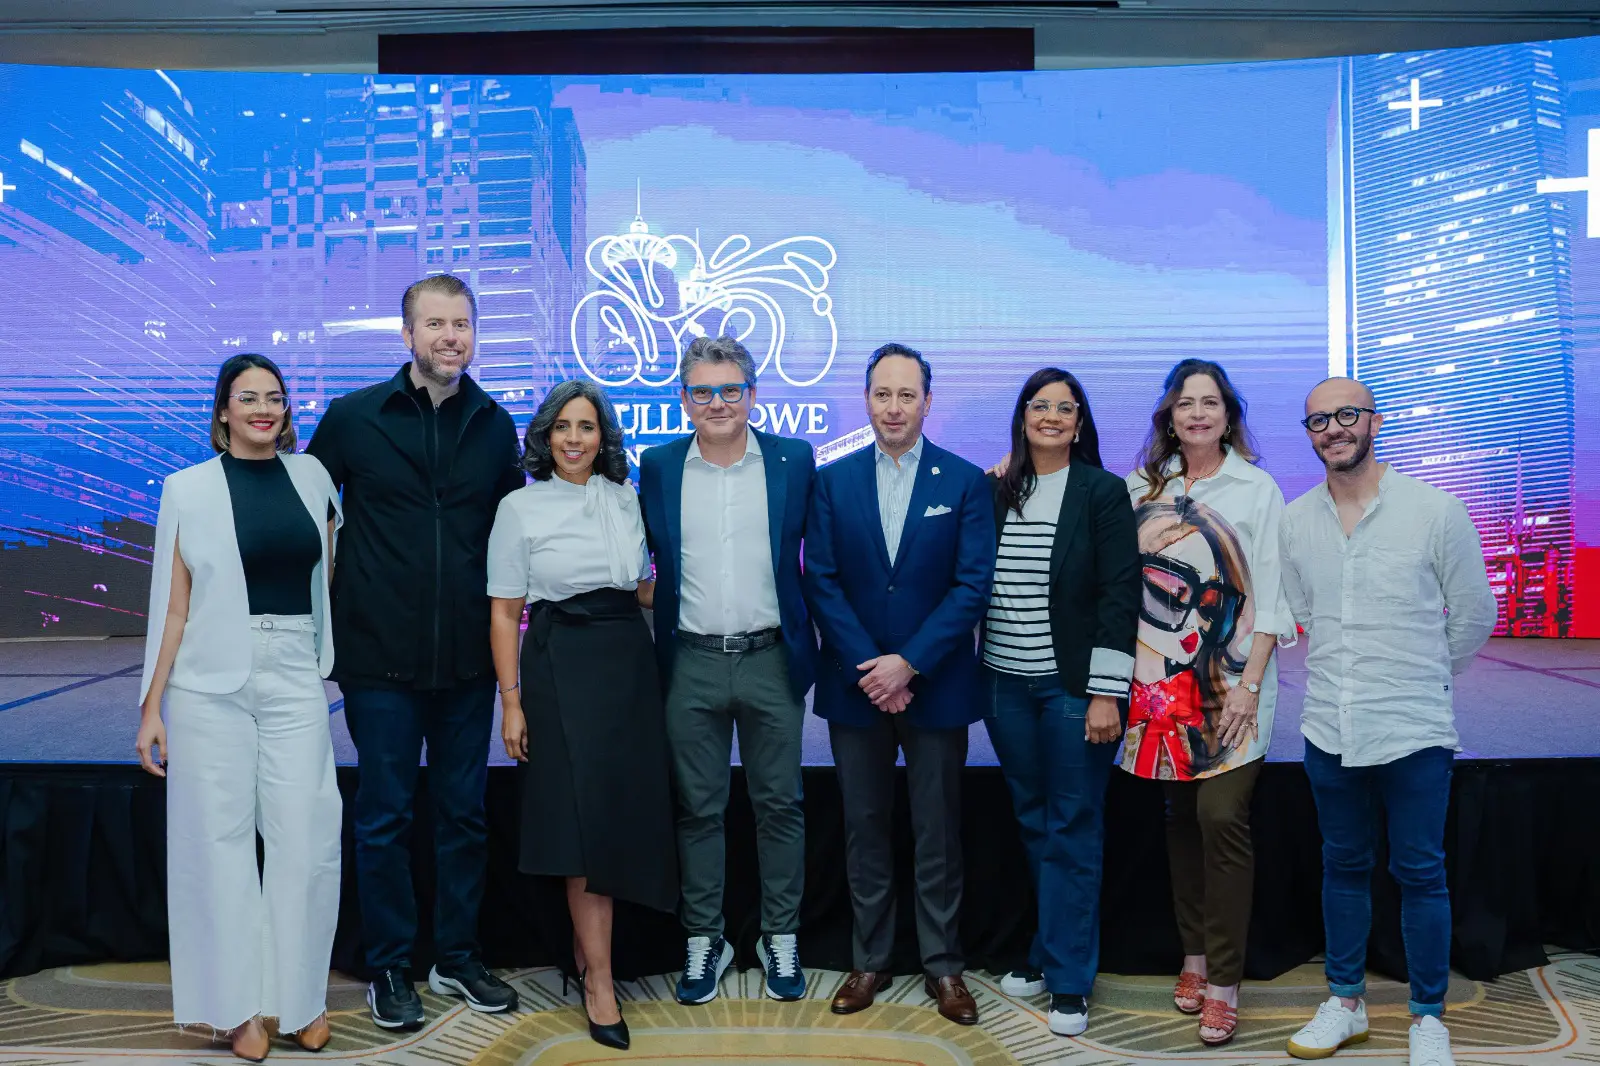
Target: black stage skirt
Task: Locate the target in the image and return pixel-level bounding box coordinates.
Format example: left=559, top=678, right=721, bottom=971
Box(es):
left=517, top=586, right=678, bottom=914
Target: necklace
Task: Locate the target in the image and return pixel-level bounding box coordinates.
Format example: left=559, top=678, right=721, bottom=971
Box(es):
left=1184, top=452, right=1225, bottom=484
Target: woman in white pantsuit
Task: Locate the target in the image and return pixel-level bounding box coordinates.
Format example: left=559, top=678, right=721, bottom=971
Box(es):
left=136, top=353, right=344, bottom=1062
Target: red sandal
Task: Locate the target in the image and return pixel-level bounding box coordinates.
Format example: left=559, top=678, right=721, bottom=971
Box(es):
left=1173, top=971, right=1205, bottom=1015
left=1199, top=998, right=1238, bottom=1047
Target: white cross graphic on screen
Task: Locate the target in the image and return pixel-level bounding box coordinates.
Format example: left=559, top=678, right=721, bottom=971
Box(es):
left=1388, top=77, right=1442, bottom=130
left=0, top=173, right=14, bottom=203
left=1537, top=128, right=1600, bottom=237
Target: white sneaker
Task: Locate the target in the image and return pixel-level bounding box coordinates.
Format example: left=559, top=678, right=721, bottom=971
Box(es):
left=1409, top=1015, right=1454, bottom=1066
left=1288, top=996, right=1370, bottom=1059
left=1048, top=993, right=1088, bottom=1036
left=1001, top=969, right=1046, bottom=997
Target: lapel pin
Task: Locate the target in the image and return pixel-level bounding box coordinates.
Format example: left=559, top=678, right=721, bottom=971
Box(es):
left=931, top=466, right=941, bottom=475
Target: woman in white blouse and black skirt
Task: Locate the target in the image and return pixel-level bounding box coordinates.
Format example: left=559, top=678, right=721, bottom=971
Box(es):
left=486, top=379, right=677, bottom=1051
left=981, top=368, right=1141, bottom=1039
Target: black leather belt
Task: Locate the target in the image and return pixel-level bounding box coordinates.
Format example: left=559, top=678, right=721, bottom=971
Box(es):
left=678, top=628, right=783, bottom=654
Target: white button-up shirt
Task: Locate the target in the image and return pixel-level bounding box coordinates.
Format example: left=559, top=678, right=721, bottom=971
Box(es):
left=1280, top=466, right=1497, bottom=767
left=875, top=434, right=924, bottom=564
left=678, top=429, right=781, bottom=636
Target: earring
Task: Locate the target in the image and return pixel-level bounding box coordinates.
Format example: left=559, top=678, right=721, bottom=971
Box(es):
left=1073, top=433, right=1080, bottom=443
left=1224, top=425, right=1232, bottom=440
left=1167, top=425, right=1176, bottom=438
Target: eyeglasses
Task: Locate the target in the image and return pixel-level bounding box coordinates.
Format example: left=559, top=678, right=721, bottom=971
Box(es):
left=685, top=383, right=751, bottom=405
left=1026, top=399, right=1079, bottom=417
left=1301, top=406, right=1375, bottom=432
left=231, top=391, right=287, bottom=412
left=1139, top=555, right=1237, bottom=634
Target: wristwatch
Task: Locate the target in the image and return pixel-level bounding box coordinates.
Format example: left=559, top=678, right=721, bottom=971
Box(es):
left=1243, top=681, right=1261, bottom=694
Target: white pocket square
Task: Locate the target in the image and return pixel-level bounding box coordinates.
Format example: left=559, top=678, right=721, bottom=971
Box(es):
left=924, top=504, right=952, bottom=517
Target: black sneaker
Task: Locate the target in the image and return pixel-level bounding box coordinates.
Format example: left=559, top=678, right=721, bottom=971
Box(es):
left=429, top=961, right=519, bottom=1013
left=368, top=968, right=425, bottom=1031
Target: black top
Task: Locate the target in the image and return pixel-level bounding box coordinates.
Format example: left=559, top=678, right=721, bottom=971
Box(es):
left=306, top=364, right=524, bottom=689
left=221, top=453, right=322, bottom=616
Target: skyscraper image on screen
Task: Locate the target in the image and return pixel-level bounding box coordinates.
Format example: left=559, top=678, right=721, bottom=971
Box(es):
left=1336, top=44, right=1578, bottom=636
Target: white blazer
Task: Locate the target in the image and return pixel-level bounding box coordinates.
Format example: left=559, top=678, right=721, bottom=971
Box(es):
left=140, top=453, right=342, bottom=704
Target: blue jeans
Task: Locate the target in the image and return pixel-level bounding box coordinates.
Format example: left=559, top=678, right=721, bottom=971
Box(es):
left=984, top=667, right=1117, bottom=996
left=343, top=681, right=495, bottom=972
left=1303, top=741, right=1454, bottom=1017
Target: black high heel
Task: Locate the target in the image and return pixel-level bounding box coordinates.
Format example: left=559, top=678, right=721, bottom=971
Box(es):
left=574, top=970, right=630, bottom=1050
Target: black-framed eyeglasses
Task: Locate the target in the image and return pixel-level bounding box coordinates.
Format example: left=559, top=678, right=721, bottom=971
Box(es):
left=1139, top=555, right=1232, bottom=633
left=1301, top=406, right=1375, bottom=432
left=685, top=383, right=751, bottom=405
left=1026, top=399, right=1079, bottom=417
left=230, top=391, right=287, bottom=412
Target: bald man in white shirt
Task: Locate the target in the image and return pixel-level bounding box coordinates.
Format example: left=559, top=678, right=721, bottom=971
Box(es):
left=1279, top=377, right=1496, bottom=1066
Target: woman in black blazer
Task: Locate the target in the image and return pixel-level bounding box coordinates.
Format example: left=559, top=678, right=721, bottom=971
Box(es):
left=981, top=367, right=1141, bottom=1039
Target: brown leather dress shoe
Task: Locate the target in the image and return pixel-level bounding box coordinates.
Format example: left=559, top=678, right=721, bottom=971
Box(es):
left=831, top=971, right=892, bottom=1015
left=292, top=1013, right=331, bottom=1052
left=924, top=975, right=979, bottom=1026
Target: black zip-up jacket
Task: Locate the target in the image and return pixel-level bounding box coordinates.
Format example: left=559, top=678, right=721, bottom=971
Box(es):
left=307, top=364, right=524, bottom=689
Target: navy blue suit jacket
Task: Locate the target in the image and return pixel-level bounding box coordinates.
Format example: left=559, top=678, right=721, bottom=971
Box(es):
left=804, top=439, right=996, bottom=730
left=637, top=429, right=817, bottom=701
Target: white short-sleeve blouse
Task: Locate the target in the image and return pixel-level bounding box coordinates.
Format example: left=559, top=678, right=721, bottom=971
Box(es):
left=486, top=476, right=652, bottom=604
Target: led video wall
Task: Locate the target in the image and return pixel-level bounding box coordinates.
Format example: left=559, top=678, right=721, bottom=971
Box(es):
left=1, top=40, right=1597, bottom=639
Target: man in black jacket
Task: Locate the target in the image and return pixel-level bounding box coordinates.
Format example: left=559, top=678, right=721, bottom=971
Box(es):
left=308, top=273, right=524, bottom=1030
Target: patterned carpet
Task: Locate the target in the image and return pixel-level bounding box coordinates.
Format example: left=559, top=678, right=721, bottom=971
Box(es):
left=0, top=954, right=1595, bottom=1064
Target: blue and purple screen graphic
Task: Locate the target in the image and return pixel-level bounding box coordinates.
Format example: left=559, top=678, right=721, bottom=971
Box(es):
left=2, top=39, right=1598, bottom=641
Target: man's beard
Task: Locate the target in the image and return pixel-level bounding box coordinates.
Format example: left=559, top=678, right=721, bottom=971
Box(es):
left=412, top=344, right=472, bottom=386
left=1320, top=432, right=1372, bottom=472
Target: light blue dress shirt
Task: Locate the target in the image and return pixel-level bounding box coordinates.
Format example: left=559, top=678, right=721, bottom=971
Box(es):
left=874, top=435, right=924, bottom=564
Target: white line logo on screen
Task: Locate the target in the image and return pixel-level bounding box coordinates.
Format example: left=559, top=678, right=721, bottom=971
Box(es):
left=570, top=188, right=838, bottom=388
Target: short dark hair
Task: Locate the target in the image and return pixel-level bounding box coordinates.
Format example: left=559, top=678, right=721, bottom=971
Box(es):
left=402, top=273, right=477, bottom=330
left=865, top=342, right=931, bottom=395
left=679, top=334, right=757, bottom=389
left=520, top=379, right=630, bottom=484
left=210, top=353, right=295, bottom=454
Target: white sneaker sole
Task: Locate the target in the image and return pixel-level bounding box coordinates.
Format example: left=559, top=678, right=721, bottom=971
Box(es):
left=1002, top=977, right=1047, bottom=997
left=427, top=967, right=515, bottom=1013
left=678, top=942, right=735, bottom=1005
left=1288, top=1029, right=1370, bottom=1060
left=366, top=985, right=424, bottom=1030
left=1049, top=1011, right=1088, bottom=1037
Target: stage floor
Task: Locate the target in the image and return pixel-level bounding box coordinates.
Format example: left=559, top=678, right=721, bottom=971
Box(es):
left=0, top=637, right=1595, bottom=766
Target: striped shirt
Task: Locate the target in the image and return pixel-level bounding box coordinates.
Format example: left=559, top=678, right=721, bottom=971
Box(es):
left=983, top=468, right=1070, bottom=675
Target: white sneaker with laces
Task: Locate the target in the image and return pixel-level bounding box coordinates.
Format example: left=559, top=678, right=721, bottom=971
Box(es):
left=1287, top=996, right=1370, bottom=1059
left=1409, top=1015, right=1454, bottom=1066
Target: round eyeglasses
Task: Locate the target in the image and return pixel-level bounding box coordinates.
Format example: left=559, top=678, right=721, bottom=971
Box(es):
left=1027, top=399, right=1079, bottom=417
left=1301, top=405, right=1375, bottom=432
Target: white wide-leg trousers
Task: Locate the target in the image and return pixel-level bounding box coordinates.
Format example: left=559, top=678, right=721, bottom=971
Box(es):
left=164, top=615, right=342, bottom=1034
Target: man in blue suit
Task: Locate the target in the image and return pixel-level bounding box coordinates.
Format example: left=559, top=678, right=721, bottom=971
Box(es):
left=804, top=343, right=996, bottom=1025
left=637, top=335, right=817, bottom=1006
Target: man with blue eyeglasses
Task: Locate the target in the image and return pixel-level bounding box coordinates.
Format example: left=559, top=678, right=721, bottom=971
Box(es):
left=636, top=335, right=818, bottom=1006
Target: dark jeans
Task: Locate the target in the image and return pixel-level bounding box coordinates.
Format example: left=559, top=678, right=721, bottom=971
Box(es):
left=1303, top=741, right=1454, bottom=1018
left=343, top=681, right=495, bottom=972
left=984, top=667, right=1116, bottom=996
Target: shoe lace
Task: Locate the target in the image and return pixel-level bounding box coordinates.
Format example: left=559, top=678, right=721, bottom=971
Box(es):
left=1304, top=998, right=1353, bottom=1038
left=766, top=934, right=799, bottom=978
left=683, top=937, right=714, bottom=981
left=1412, top=1019, right=1450, bottom=1062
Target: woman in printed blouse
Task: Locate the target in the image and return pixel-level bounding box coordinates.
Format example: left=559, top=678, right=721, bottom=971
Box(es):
left=1123, top=358, right=1290, bottom=1049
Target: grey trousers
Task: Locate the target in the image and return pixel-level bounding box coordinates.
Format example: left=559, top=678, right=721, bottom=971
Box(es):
left=664, top=641, right=806, bottom=939
left=829, top=715, right=967, bottom=977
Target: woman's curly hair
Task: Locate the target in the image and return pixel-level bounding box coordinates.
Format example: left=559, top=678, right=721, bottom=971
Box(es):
left=520, top=379, right=630, bottom=484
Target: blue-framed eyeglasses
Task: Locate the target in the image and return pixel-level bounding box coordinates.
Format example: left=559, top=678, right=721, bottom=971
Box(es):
left=685, top=382, right=751, bottom=405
